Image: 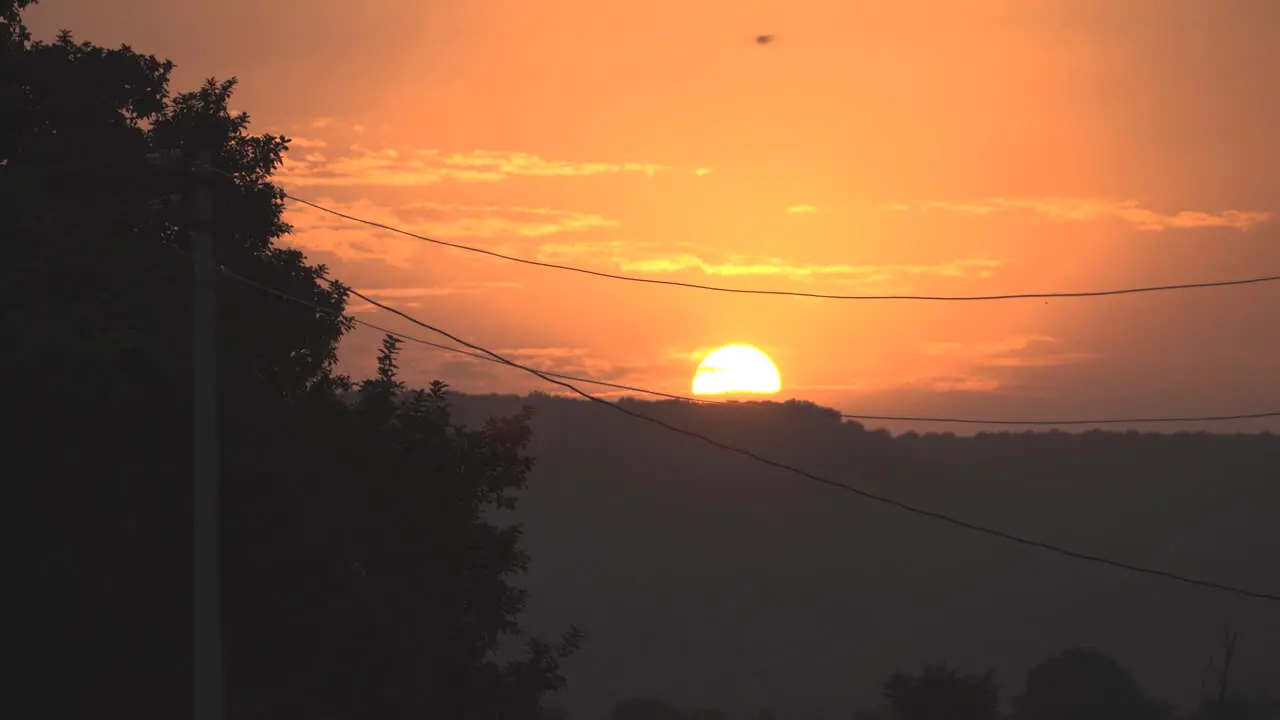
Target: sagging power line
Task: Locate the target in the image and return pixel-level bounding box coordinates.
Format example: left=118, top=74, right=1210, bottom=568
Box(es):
left=283, top=195, right=1280, bottom=302
left=17, top=155, right=1280, bottom=301
left=211, top=262, right=1280, bottom=427
left=21, top=156, right=1280, bottom=427
left=207, top=260, right=1280, bottom=604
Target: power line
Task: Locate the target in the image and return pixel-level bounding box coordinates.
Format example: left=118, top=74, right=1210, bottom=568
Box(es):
left=211, top=263, right=1280, bottom=603
left=36, top=155, right=1276, bottom=425
left=220, top=268, right=1280, bottom=427
left=22, top=154, right=1280, bottom=597
left=282, top=195, right=1280, bottom=302
left=343, top=319, right=1280, bottom=426
left=171, top=154, right=1280, bottom=303
left=17, top=156, right=1280, bottom=301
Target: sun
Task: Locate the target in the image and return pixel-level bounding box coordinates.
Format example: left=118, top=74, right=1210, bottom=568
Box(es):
left=692, top=344, right=782, bottom=395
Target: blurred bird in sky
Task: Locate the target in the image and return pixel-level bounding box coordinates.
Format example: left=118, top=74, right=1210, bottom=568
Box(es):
left=755, top=34, right=774, bottom=45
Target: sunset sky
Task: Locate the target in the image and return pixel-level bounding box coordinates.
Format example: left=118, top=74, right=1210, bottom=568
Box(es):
left=28, top=0, right=1280, bottom=432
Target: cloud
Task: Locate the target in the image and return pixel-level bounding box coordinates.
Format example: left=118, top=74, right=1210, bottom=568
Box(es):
left=925, top=375, right=1002, bottom=393
left=495, top=347, right=588, bottom=359
left=406, top=344, right=686, bottom=396
left=803, top=373, right=1007, bottom=397
left=357, top=282, right=522, bottom=301
left=922, top=335, right=1056, bottom=358
left=481, top=347, right=638, bottom=383
left=844, top=336, right=1103, bottom=397
left=283, top=198, right=616, bottom=266
left=787, top=205, right=819, bottom=214
left=276, top=144, right=668, bottom=187
left=921, top=335, right=1100, bottom=370
left=535, top=242, right=1005, bottom=284
left=309, top=117, right=335, bottom=129
left=894, top=197, right=1271, bottom=231
left=343, top=282, right=521, bottom=317
left=664, top=346, right=722, bottom=363
left=694, top=168, right=714, bottom=176
left=286, top=136, right=328, bottom=149
left=788, top=383, right=875, bottom=393
left=385, top=201, right=615, bottom=238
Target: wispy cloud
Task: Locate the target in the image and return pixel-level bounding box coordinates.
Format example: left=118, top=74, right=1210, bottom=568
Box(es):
left=416, top=345, right=687, bottom=394
left=283, top=198, right=616, bottom=266
left=921, top=335, right=1100, bottom=369
left=787, top=204, right=819, bottom=214
left=926, top=375, right=1002, bottom=393
left=495, top=347, right=590, bottom=359
left=663, top=345, right=725, bottom=364
left=694, top=168, right=714, bottom=177
left=309, top=117, right=335, bottom=129
left=788, top=382, right=874, bottom=393
left=276, top=144, right=668, bottom=187
left=892, top=197, right=1271, bottom=231
left=344, top=283, right=522, bottom=317
left=384, top=201, right=615, bottom=238
left=535, top=242, right=1005, bottom=284
left=287, top=136, right=328, bottom=149
left=859, top=336, right=1104, bottom=396
left=488, top=347, right=635, bottom=382
left=358, top=282, right=522, bottom=300
left=922, top=335, right=1055, bottom=358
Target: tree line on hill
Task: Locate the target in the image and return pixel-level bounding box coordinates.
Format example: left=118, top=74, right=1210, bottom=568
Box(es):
left=589, top=644, right=1279, bottom=719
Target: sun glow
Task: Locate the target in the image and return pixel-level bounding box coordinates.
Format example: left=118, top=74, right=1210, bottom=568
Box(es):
left=692, top=345, right=782, bottom=395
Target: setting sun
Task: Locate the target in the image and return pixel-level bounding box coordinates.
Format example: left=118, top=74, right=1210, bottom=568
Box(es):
left=692, top=345, right=782, bottom=395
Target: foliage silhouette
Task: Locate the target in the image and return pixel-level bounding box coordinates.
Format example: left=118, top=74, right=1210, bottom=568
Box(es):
left=5, top=2, right=578, bottom=718
left=880, top=663, right=1000, bottom=720
left=586, top=648, right=1278, bottom=720
left=1011, top=647, right=1171, bottom=720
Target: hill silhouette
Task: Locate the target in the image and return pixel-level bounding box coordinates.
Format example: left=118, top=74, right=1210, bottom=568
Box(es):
left=442, top=393, right=1280, bottom=717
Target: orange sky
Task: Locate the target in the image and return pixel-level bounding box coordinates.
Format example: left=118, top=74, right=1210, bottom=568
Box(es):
left=29, top=0, right=1280, bottom=432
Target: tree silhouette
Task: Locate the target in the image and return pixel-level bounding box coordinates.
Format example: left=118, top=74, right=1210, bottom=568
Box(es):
left=881, top=663, right=1000, bottom=720
left=1011, top=647, right=1171, bottom=720
left=248, top=337, right=584, bottom=719
left=1188, top=622, right=1265, bottom=720
left=6, top=2, right=578, bottom=717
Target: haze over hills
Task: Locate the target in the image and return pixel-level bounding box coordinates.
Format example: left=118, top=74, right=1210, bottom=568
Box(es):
left=443, top=392, right=1280, bottom=718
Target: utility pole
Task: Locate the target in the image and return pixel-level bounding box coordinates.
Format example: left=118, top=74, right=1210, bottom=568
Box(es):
left=191, top=148, right=223, bottom=720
